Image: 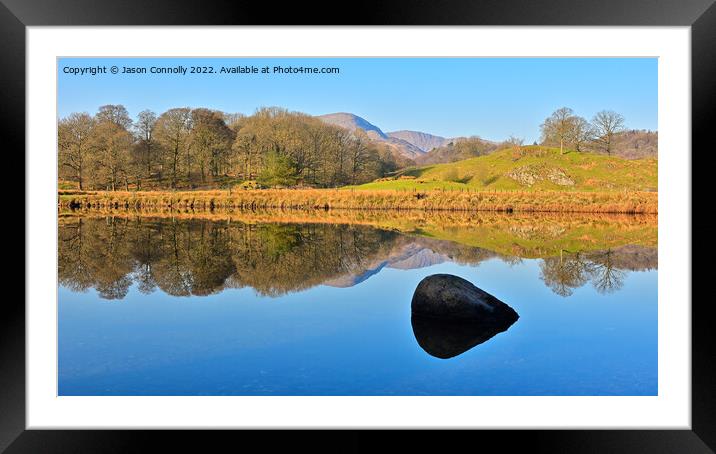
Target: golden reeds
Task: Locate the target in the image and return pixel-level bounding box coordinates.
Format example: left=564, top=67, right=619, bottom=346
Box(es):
left=58, top=188, right=658, bottom=214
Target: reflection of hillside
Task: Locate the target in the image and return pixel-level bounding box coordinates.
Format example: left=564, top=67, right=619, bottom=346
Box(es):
left=58, top=216, right=657, bottom=300
left=60, top=208, right=657, bottom=257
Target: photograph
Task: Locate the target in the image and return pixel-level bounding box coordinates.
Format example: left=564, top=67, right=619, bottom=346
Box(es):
left=1, top=0, right=710, bottom=444
left=56, top=56, right=658, bottom=396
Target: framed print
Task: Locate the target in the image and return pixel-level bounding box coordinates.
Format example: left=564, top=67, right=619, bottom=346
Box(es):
left=5, top=0, right=713, bottom=451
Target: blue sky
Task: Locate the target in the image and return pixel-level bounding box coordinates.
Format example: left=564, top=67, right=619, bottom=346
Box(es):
left=58, top=57, right=657, bottom=143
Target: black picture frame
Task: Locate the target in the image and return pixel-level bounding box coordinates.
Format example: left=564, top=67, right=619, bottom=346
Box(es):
left=4, top=0, right=711, bottom=452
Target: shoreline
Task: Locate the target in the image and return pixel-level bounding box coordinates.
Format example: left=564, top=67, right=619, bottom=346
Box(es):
left=58, top=188, right=658, bottom=214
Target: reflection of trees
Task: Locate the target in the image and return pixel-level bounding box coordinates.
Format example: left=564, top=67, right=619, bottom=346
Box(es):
left=130, top=220, right=161, bottom=294
left=539, top=250, right=591, bottom=297
left=58, top=216, right=657, bottom=300
left=59, top=216, right=135, bottom=299
left=227, top=223, right=399, bottom=296
left=588, top=249, right=626, bottom=295
left=58, top=217, right=95, bottom=292
left=539, top=248, right=646, bottom=297
left=58, top=217, right=404, bottom=298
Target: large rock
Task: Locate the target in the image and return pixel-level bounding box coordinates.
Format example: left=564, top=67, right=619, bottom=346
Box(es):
left=411, top=274, right=519, bottom=323
left=410, top=274, right=519, bottom=359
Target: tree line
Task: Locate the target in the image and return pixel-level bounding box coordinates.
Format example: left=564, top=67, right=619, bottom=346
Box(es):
left=58, top=105, right=400, bottom=191
left=540, top=107, right=628, bottom=155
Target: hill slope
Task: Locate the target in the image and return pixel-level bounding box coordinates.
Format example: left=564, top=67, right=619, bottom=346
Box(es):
left=415, top=136, right=502, bottom=165
left=353, top=145, right=657, bottom=192
left=610, top=130, right=658, bottom=159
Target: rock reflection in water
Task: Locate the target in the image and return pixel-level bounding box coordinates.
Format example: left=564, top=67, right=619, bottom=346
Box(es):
left=411, top=316, right=518, bottom=359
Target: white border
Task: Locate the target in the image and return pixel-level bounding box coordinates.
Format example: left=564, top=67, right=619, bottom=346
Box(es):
left=27, top=27, right=691, bottom=429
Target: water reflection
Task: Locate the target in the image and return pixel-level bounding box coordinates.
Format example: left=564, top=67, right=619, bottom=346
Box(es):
left=539, top=247, right=656, bottom=297
left=58, top=214, right=657, bottom=299
left=411, top=316, right=519, bottom=359
left=58, top=212, right=658, bottom=396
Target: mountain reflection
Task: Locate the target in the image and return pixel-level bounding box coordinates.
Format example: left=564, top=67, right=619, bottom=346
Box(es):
left=58, top=215, right=657, bottom=300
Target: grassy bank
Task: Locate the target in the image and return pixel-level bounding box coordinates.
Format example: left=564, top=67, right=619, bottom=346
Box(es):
left=351, top=146, right=658, bottom=192
left=59, top=188, right=657, bottom=214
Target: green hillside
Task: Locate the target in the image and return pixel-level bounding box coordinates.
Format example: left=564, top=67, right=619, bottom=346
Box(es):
left=351, top=146, right=657, bottom=192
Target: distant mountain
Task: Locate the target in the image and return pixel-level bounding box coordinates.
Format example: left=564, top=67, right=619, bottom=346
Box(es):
left=317, top=113, right=425, bottom=159
left=318, top=112, right=388, bottom=139
left=386, top=130, right=452, bottom=152
left=383, top=137, right=425, bottom=159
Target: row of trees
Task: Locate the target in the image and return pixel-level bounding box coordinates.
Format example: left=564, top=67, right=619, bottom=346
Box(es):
left=58, top=105, right=399, bottom=191
left=540, top=107, right=626, bottom=155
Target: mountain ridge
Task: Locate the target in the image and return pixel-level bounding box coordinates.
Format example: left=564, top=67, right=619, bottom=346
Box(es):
left=317, top=112, right=425, bottom=159
left=317, top=112, right=388, bottom=139
left=386, top=130, right=452, bottom=152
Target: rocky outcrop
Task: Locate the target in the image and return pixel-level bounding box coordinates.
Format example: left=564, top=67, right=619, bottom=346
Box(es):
left=507, top=164, right=575, bottom=187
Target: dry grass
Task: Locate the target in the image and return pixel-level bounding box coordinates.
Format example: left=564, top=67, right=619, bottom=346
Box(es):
left=58, top=188, right=658, bottom=214
left=59, top=207, right=657, bottom=227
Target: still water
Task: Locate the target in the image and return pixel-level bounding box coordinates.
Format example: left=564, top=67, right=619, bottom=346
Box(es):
left=58, top=213, right=657, bottom=395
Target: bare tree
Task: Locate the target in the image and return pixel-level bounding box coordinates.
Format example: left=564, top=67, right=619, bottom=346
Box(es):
left=58, top=112, right=94, bottom=189
left=570, top=116, right=594, bottom=152
left=348, top=129, right=376, bottom=184
left=541, top=107, right=576, bottom=155
left=90, top=121, right=133, bottom=191
left=506, top=135, right=524, bottom=149
left=96, top=104, right=133, bottom=130
left=154, top=108, right=192, bottom=189
left=189, top=108, right=234, bottom=183
left=134, top=110, right=158, bottom=179
left=592, top=110, right=625, bottom=155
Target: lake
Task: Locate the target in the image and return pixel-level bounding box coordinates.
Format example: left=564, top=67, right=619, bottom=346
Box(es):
left=58, top=212, right=658, bottom=395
